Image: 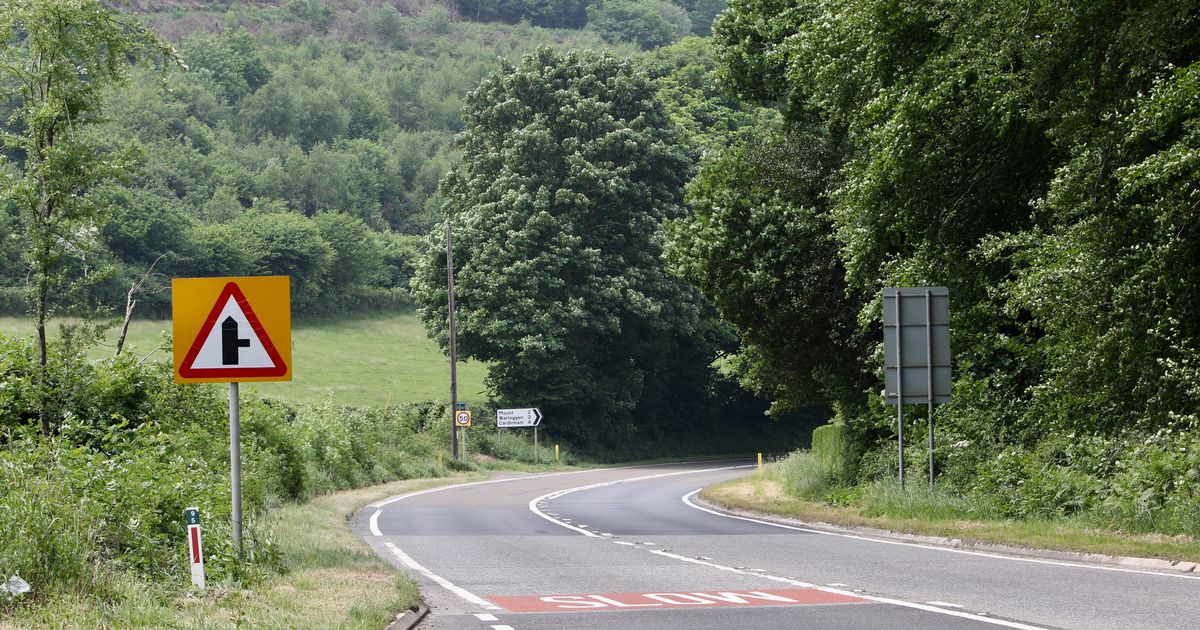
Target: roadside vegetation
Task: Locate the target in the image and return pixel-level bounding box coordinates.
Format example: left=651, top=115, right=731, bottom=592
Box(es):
left=3, top=0, right=1200, bottom=625
left=0, top=313, right=490, bottom=408
left=0, top=322, right=570, bottom=627
left=705, top=458, right=1200, bottom=564
left=702, top=426, right=1200, bottom=562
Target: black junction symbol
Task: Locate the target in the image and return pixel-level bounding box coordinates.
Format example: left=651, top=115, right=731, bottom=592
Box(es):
left=221, top=316, right=251, bottom=365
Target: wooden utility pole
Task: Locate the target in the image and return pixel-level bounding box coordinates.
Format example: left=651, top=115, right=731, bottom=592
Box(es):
left=446, top=221, right=460, bottom=461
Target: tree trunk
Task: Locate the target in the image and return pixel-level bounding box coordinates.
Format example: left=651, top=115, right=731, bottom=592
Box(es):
left=36, top=277, right=49, bottom=438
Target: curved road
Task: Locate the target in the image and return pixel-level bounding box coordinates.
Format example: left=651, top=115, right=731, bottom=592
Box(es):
left=355, top=461, right=1200, bottom=630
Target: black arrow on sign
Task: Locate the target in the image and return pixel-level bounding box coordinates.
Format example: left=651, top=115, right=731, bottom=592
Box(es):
left=221, top=316, right=251, bottom=365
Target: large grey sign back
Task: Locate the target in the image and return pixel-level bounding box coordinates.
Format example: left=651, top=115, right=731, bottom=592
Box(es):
left=883, top=287, right=951, bottom=405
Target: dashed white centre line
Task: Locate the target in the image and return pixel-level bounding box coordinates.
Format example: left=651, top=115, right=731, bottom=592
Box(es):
left=491, top=626, right=516, bottom=630
left=527, top=474, right=1055, bottom=630
left=474, top=613, right=498, bottom=621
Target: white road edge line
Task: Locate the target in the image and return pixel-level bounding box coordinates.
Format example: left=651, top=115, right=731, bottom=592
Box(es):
left=474, top=613, right=499, bottom=621
left=383, top=541, right=500, bottom=611
left=528, top=465, right=755, bottom=536
left=681, top=489, right=1200, bottom=581
left=649, top=549, right=1049, bottom=630
left=367, top=461, right=746, bottom=611
left=367, top=458, right=748, bottom=511
left=368, top=464, right=716, bottom=536
left=528, top=466, right=1050, bottom=628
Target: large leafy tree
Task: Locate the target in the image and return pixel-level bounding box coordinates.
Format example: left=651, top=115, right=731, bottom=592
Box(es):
left=0, top=0, right=175, bottom=435
left=710, top=0, right=1200, bottom=484
left=412, top=48, right=716, bottom=447
left=666, top=120, right=869, bottom=416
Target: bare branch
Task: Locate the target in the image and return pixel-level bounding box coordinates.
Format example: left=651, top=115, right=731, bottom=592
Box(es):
left=115, top=251, right=172, bottom=357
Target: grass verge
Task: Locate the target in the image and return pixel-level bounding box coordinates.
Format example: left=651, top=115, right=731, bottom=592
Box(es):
left=701, top=472, right=1200, bottom=563
left=172, top=474, right=488, bottom=629
left=0, top=474, right=485, bottom=629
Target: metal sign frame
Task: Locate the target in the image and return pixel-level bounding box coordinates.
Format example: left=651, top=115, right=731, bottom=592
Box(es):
left=172, top=276, right=292, bottom=383
left=882, top=287, right=951, bottom=488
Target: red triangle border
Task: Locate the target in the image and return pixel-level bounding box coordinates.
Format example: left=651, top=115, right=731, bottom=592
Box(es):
left=178, top=282, right=288, bottom=379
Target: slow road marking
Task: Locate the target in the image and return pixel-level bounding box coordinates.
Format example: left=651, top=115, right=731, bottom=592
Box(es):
left=490, top=588, right=866, bottom=613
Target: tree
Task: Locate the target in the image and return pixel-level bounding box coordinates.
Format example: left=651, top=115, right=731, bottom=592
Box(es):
left=233, top=210, right=334, bottom=313
left=587, top=0, right=685, bottom=50
left=0, top=0, right=175, bottom=436
left=638, top=36, right=775, bottom=153
left=678, top=0, right=726, bottom=36
left=313, top=212, right=384, bottom=309
left=457, top=0, right=595, bottom=28
left=666, top=121, right=868, bottom=415
left=709, top=0, right=1200, bottom=492
left=411, top=48, right=712, bottom=447
left=178, top=26, right=270, bottom=104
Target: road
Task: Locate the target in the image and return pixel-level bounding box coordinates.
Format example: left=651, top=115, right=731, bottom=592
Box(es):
left=355, top=461, right=1200, bottom=630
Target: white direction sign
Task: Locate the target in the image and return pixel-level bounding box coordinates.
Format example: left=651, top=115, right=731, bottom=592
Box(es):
left=497, top=408, right=542, bottom=428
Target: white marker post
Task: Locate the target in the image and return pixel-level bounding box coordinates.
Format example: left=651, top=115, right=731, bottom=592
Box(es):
left=185, top=507, right=205, bottom=589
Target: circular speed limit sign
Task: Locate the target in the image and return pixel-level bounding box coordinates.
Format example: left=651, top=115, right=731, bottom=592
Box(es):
left=454, top=410, right=472, bottom=427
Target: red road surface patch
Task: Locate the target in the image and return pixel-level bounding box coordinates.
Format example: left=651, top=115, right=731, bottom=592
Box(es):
left=490, top=588, right=866, bottom=613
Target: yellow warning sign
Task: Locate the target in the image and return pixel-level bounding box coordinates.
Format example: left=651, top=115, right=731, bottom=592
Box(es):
left=172, top=276, right=292, bottom=383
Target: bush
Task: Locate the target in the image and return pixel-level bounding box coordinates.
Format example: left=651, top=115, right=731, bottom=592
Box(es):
left=811, top=422, right=853, bottom=485
left=0, top=436, right=247, bottom=604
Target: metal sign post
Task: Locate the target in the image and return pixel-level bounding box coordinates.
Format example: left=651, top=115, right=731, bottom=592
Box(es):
left=229, top=383, right=242, bottom=558
left=446, top=222, right=460, bottom=461
left=883, top=287, right=951, bottom=489
left=925, top=289, right=935, bottom=485
left=173, top=276, right=292, bottom=563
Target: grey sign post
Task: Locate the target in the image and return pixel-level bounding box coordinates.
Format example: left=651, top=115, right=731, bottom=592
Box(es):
left=883, top=287, right=951, bottom=488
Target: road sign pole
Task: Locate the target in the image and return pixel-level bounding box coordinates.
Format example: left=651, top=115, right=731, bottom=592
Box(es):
left=534, top=426, right=539, bottom=464
left=894, top=292, right=905, bottom=489
left=229, top=382, right=243, bottom=560
left=926, top=289, right=935, bottom=488
left=446, top=222, right=460, bottom=461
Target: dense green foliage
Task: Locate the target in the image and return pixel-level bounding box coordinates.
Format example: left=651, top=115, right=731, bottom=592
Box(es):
left=678, top=0, right=1200, bottom=530
left=457, top=0, right=724, bottom=36
left=0, top=0, right=177, bottom=435
left=411, top=47, right=793, bottom=453
left=0, top=1, right=638, bottom=319
left=0, top=328, right=456, bottom=607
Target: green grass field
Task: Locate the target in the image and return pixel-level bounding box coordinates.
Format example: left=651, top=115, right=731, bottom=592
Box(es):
left=0, top=312, right=489, bottom=408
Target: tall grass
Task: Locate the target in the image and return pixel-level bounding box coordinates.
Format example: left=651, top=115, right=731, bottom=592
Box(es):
left=775, top=450, right=833, bottom=499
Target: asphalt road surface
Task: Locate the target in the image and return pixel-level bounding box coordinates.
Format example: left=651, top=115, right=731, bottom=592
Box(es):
left=355, top=461, right=1200, bottom=630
